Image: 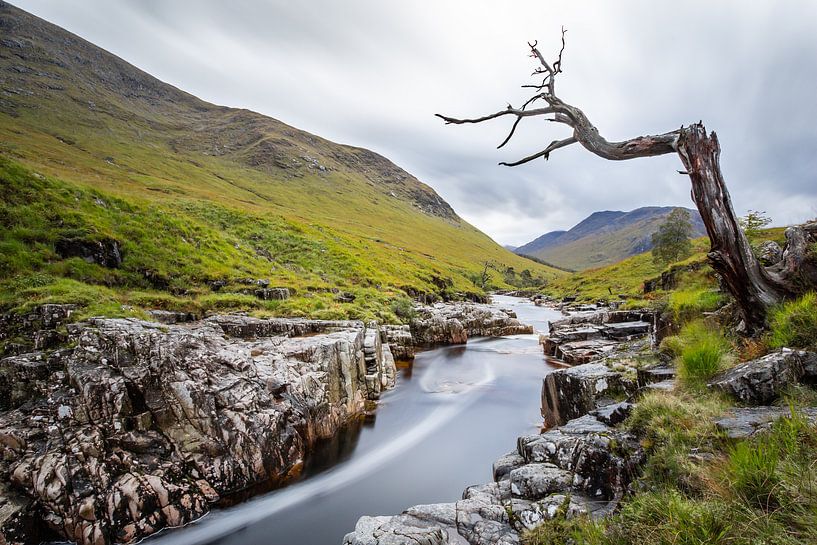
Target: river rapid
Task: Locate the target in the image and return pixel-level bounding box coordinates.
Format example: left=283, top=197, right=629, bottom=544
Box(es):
left=145, top=296, right=562, bottom=545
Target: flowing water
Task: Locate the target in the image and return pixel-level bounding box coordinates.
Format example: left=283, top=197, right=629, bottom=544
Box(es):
left=147, top=296, right=562, bottom=545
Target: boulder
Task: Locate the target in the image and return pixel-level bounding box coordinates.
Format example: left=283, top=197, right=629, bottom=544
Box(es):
left=708, top=349, right=817, bottom=405
left=758, top=240, right=783, bottom=266
left=410, top=303, right=533, bottom=346
left=715, top=407, right=817, bottom=439
left=55, top=237, right=122, bottom=268
left=541, top=363, right=624, bottom=427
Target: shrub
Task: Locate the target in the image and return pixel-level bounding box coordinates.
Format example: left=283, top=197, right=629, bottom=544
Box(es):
left=390, top=296, right=416, bottom=323
left=768, top=292, right=817, bottom=349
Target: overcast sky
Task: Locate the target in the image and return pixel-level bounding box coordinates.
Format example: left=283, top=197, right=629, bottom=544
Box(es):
left=13, top=1, right=817, bottom=245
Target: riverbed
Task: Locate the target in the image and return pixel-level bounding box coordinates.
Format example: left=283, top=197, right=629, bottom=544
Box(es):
left=145, top=296, right=562, bottom=545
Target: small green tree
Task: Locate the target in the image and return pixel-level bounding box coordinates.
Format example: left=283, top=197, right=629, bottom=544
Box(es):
left=738, top=210, right=772, bottom=241
left=651, top=208, right=693, bottom=266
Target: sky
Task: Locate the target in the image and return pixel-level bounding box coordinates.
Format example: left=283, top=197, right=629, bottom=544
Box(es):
left=13, top=1, right=817, bottom=246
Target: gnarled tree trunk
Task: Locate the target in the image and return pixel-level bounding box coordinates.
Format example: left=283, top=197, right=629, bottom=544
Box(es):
left=438, top=32, right=816, bottom=332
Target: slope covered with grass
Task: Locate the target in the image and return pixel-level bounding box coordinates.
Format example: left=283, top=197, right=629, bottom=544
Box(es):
left=0, top=2, right=561, bottom=323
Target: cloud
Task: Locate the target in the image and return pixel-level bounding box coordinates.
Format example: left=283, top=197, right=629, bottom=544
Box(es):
left=14, top=0, right=817, bottom=245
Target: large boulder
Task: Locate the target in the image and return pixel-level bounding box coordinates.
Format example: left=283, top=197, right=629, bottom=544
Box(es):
left=541, top=363, right=626, bottom=427
left=708, top=349, right=817, bottom=405
left=410, top=303, right=533, bottom=346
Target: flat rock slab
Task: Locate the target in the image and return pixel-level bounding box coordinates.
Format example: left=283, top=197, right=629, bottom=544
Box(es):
left=715, top=407, right=817, bottom=439
left=708, top=349, right=817, bottom=405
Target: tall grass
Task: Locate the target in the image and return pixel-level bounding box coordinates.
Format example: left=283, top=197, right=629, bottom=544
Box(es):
left=768, top=292, right=817, bottom=349
left=664, top=321, right=730, bottom=385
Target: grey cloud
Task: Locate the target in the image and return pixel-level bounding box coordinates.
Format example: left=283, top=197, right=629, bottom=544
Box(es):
left=13, top=0, right=817, bottom=245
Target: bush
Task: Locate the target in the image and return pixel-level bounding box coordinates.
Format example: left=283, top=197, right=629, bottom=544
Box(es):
left=768, top=292, right=817, bottom=349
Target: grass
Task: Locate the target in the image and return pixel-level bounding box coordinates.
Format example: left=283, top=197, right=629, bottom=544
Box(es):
left=0, top=9, right=563, bottom=329
left=768, top=292, right=817, bottom=349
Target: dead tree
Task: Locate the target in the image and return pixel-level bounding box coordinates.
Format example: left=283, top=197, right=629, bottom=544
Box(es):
left=437, top=29, right=817, bottom=332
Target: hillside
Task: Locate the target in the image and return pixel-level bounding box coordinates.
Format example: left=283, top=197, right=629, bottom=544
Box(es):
left=0, top=2, right=561, bottom=323
left=516, top=206, right=707, bottom=270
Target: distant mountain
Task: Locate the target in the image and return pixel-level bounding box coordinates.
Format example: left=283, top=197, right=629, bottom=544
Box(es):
left=515, top=206, right=707, bottom=270
left=503, top=244, right=518, bottom=252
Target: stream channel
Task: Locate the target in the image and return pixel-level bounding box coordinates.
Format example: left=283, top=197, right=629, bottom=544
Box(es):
left=146, top=295, right=563, bottom=545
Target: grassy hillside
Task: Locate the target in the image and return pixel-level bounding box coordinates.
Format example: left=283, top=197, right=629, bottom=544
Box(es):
left=517, top=207, right=706, bottom=271
left=0, top=2, right=561, bottom=323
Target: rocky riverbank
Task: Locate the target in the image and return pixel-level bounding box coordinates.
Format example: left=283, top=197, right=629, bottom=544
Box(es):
left=343, top=301, right=658, bottom=545
left=0, top=300, right=532, bottom=545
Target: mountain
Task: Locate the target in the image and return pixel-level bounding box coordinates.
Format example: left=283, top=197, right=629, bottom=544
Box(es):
left=515, top=206, right=707, bottom=271
left=0, top=1, right=561, bottom=321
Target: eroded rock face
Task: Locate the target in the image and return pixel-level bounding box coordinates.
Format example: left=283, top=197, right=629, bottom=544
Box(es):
left=0, top=316, right=395, bottom=545
left=540, top=363, right=626, bottom=428
left=410, top=303, right=534, bottom=346
left=708, top=349, right=817, bottom=405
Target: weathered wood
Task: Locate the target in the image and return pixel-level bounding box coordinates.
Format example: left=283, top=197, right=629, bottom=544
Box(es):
left=438, top=36, right=817, bottom=331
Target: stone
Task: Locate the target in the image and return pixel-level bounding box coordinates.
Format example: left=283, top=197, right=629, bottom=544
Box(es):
left=380, top=325, right=415, bottom=360
left=715, top=407, right=817, bottom=439
left=254, top=287, right=290, bottom=300
left=492, top=452, right=526, bottom=481
left=758, top=240, right=783, bottom=266
left=410, top=303, right=533, bottom=346
left=708, top=350, right=815, bottom=405
left=591, top=401, right=634, bottom=426
left=0, top=315, right=396, bottom=545
left=541, top=363, right=624, bottom=427
left=147, top=310, right=196, bottom=324
left=54, top=237, right=122, bottom=268
left=509, top=464, right=572, bottom=499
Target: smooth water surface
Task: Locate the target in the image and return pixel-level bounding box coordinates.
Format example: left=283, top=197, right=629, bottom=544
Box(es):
left=147, top=296, right=561, bottom=545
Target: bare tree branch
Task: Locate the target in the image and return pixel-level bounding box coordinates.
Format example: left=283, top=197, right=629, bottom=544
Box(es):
left=434, top=107, right=555, bottom=125
left=499, top=137, right=577, bottom=166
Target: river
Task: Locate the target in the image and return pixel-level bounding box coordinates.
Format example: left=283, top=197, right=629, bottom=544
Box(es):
left=145, top=296, right=562, bottom=545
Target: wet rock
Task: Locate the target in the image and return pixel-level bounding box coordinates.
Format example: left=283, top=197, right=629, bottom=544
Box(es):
left=541, top=363, right=625, bottom=428
left=591, top=401, right=634, bottom=426
left=410, top=303, right=532, bottom=346
left=380, top=325, right=415, bottom=360
left=55, top=237, right=122, bottom=268
left=708, top=349, right=816, bottom=405
left=0, top=316, right=395, bottom=545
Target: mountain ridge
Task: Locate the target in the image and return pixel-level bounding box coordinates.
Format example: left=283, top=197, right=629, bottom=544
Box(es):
left=0, top=1, right=561, bottom=321
left=515, top=206, right=707, bottom=271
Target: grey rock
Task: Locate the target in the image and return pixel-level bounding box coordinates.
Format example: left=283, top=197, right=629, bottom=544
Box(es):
left=411, top=303, right=533, bottom=346
left=55, top=237, right=122, bottom=268
left=509, top=464, right=572, bottom=499
left=492, top=452, right=526, bottom=481
left=708, top=349, right=814, bottom=404
left=591, top=401, right=634, bottom=426
left=0, top=316, right=395, bottom=545
left=541, top=363, right=623, bottom=427
left=758, top=240, right=783, bottom=266
left=715, top=407, right=817, bottom=439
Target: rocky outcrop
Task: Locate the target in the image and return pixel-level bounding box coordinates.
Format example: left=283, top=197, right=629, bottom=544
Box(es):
left=540, top=309, right=653, bottom=365
left=708, top=349, right=817, bottom=405
left=410, top=303, right=534, bottom=346
left=0, top=316, right=396, bottom=545
left=0, top=304, right=76, bottom=355
left=380, top=325, right=415, bottom=361
left=540, top=363, right=630, bottom=428
left=54, top=237, right=123, bottom=269
left=343, top=414, right=643, bottom=545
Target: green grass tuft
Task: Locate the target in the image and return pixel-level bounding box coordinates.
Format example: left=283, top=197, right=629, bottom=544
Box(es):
left=768, top=292, right=817, bottom=349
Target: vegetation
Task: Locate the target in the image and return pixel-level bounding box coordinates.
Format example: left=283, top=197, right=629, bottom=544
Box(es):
left=768, top=292, right=817, bottom=349
left=526, top=226, right=817, bottom=545
left=739, top=210, right=773, bottom=242
left=651, top=208, right=694, bottom=266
